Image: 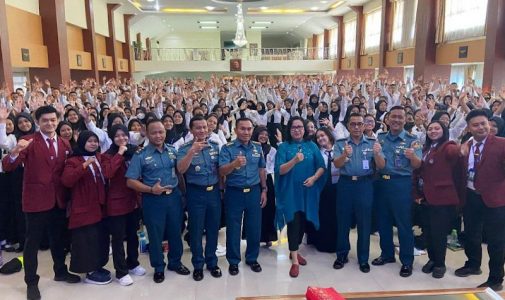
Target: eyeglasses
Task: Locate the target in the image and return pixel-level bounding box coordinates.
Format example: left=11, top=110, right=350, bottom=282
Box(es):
left=290, top=126, right=304, bottom=131
left=349, top=122, right=364, bottom=127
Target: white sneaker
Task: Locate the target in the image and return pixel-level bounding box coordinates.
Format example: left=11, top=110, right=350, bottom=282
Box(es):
left=414, top=247, right=426, bottom=256
left=129, top=265, right=146, bottom=276
left=117, top=274, right=133, bottom=286
left=215, top=244, right=226, bottom=257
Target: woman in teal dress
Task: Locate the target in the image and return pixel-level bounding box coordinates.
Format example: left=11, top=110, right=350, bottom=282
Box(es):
left=275, top=116, right=326, bottom=278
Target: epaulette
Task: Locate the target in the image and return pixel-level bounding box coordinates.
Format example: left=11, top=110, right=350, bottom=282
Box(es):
left=135, top=147, right=145, bottom=154
left=406, top=132, right=417, bottom=138
left=208, top=139, right=218, bottom=145
left=226, top=141, right=234, bottom=146
left=367, top=136, right=376, bottom=140
left=336, top=138, right=348, bottom=142
left=378, top=131, right=388, bottom=135
left=181, top=140, right=193, bottom=148
left=252, top=141, right=261, bottom=145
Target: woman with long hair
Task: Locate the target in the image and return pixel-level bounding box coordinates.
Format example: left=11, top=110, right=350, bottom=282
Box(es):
left=275, top=116, right=325, bottom=278
left=413, top=121, right=462, bottom=279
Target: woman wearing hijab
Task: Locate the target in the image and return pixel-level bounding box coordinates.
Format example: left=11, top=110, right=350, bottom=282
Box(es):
left=102, top=125, right=146, bottom=286
left=413, top=121, right=462, bottom=279
left=61, top=131, right=111, bottom=285
left=252, top=126, right=277, bottom=246
left=64, top=108, right=87, bottom=133
left=161, top=115, right=178, bottom=145
left=4, top=113, right=36, bottom=252
left=0, top=108, right=17, bottom=252
left=57, top=121, right=77, bottom=150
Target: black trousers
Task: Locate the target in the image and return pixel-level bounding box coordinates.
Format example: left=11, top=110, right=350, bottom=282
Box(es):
left=70, top=221, right=109, bottom=274
left=107, top=210, right=140, bottom=279
left=24, top=207, right=68, bottom=286
left=463, top=189, right=505, bottom=284
left=424, top=204, right=457, bottom=267
left=287, top=212, right=305, bottom=252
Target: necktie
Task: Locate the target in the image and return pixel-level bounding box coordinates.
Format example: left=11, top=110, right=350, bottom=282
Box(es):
left=326, top=150, right=332, bottom=183
left=474, top=142, right=482, bottom=165
left=91, top=161, right=104, bottom=184
left=47, top=138, right=56, bottom=159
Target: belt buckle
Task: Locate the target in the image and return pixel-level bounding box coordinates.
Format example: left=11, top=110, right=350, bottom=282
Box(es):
left=351, top=176, right=358, bottom=181
left=382, top=175, right=390, bottom=180
left=206, top=186, right=214, bottom=192
left=243, top=188, right=251, bottom=193
left=162, top=189, right=173, bottom=195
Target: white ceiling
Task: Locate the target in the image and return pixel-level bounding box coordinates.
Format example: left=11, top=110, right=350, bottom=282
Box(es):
left=113, top=0, right=371, bottom=40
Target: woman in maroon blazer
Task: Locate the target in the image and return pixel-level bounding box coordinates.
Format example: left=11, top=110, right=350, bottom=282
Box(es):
left=61, top=131, right=111, bottom=285
left=102, top=124, right=145, bottom=286
left=414, top=121, right=462, bottom=279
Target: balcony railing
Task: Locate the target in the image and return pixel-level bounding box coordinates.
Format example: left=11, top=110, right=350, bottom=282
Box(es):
left=132, top=47, right=337, bottom=62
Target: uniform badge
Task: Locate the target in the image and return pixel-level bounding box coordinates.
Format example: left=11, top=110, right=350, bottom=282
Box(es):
left=195, top=165, right=201, bottom=172
left=411, top=141, right=421, bottom=150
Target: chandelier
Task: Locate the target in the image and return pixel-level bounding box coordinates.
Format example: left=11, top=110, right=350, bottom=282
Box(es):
left=233, top=3, right=248, bottom=47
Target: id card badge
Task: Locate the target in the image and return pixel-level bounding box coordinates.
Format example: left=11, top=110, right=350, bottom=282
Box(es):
left=468, top=168, right=475, bottom=182
left=394, top=154, right=403, bottom=168
left=362, top=160, right=370, bottom=170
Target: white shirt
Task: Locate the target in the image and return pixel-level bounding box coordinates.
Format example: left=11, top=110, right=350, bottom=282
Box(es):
left=467, top=137, right=486, bottom=190
left=265, top=147, right=276, bottom=175
left=40, top=131, right=58, bottom=157
left=320, top=147, right=340, bottom=184
left=83, top=155, right=105, bottom=183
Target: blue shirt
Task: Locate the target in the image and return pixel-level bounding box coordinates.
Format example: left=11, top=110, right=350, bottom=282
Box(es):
left=377, top=130, right=422, bottom=176
left=176, top=140, right=220, bottom=186
left=219, top=139, right=266, bottom=187
left=334, top=135, right=380, bottom=176
left=125, top=143, right=178, bottom=187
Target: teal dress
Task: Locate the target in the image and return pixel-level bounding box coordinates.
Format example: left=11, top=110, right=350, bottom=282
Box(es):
left=275, top=140, right=326, bottom=230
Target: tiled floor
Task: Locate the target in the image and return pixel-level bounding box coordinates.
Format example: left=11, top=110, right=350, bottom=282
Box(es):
left=0, top=229, right=492, bottom=300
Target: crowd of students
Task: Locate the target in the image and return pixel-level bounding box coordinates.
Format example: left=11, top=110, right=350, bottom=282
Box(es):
left=0, top=73, right=504, bottom=300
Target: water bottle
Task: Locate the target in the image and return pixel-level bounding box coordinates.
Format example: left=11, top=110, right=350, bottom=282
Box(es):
left=450, top=229, right=459, bottom=247
left=139, top=231, right=148, bottom=253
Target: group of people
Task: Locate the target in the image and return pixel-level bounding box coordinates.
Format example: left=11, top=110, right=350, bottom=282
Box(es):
left=0, top=73, right=504, bottom=300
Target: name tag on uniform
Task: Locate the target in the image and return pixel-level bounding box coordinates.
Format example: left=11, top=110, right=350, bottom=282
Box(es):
left=468, top=169, right=475, bottom=182
left=362, top=160, right=370, bottom=170
left=252, top=153, right=261, bottom=157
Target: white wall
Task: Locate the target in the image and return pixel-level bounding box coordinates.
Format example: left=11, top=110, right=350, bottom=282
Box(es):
left=114, top=10, right=125, bottom=43
left=94, top=0, right=109, bottom=37
left=157, top=32, right=221, bottom=49
left=245, top=30, right=262, bottom=49
left=262, top=34, right=301, bottom=48
left=65, top=0, right=87, bottom=28
left=6, top=0, right=39, bottom=14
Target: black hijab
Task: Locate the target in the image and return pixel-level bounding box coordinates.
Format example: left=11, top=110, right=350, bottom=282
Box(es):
left=14, top=112, right=36, bottom=140
left=173, top=110, right=188, bottom=139
left=252, top=126, right=271, bottom=156
left=106, top=113, right=124, bottom=134
left=162, top=115, right=178, bottom=144
left=64, top=108, right=87, bottom=132
left=72, top=130, right=100, bottom=157
left=106, top=124, right=136, bottom=160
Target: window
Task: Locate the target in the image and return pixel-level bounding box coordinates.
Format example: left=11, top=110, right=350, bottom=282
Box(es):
left=329, top=26, right=338, bottom=59
left=392, top=0, right=417, bottom=49
left=317, top=33, right=325, bottom=59
left=344, top=19, right=356, bottom=57
left=364, top=9, right=382, bottom=54
left=443, top=0, right=488, bottom=41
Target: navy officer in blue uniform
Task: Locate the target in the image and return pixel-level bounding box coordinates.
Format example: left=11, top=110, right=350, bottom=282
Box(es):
left=219, top=117, right=268, bottom=276
left=126, top=119, right=190, bottom=283
left=371, top=106, right=422, bottom=277
left=333, top=112, right=385, bottom=273
left=177, top=115, right=222, bottom=281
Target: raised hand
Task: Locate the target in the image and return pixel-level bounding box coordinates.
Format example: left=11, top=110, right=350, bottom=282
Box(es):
left=373, top=142, right=382, bottom=155
left=12, top=138, right=33, bottom=155
left=405, top=148, right=415, bottom=160
left=234, top=151, right=247, bottom=169
left=0, top=106, right=10, bottom=121
left=151, top=179, right=172, bottom=195
left=118, top=145, right=128, bottom=155
left=344, top=142, right=353, bottom=157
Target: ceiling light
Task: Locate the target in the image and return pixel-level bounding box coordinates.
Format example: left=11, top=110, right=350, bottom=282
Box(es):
left=252, top=21, right=273, bottom=24
left=249, top=26, right=268, bottom=29
left=146, top=0, right=154, bottom=2
left=200, top=26, right=219, bottom=29
left=310, top=7, right=319, bottom=11
left=205, top=6, right=215, bottom=11
left=162, top=8, right=208, bottom=13
left=260, top=6, right=268, bottom=10
left=198, top=21, right=219, bottom=24
left=320, top=1, right=328, bottom=3
left=330, top=0, right=346, bottom=9
left=233, top=4, right=248, bottom=47
left=250, top=8, right=305, bottom=14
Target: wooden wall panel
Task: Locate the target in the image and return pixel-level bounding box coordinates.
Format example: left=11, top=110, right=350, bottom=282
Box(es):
left=117, top=58, right=128, bottom=72
left=67, top=24, right=84, bottom=51
left=360, top=54, right=380, bottom=69
left=115, top=40, right=123, bottom=58
left=68, top=50, right=92, bottom=70
left=97, top=54, right=113, bottom=71
left=385, top=48, right=415, bottom=67
left=340, top=57, right=355, bottom=70
left=95, top=34, right=107, bottom=55
left=436, top=38, right=485, bottom=65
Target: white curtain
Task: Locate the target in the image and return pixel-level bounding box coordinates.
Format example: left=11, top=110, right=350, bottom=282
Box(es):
left=404, top=66, right=414, bottom=83
left=364, top=9, right=382, bottom=54
left=344, top=19, right=357, bottom=57
left=444, top=0, right=488, bottom=42
left=317, top=33, right=325, bottom=59
left=392, top=0, right=418, bottom=49
left=329, top=26, right=338, bottom=59
left=450, top=65, right=467, bottom=87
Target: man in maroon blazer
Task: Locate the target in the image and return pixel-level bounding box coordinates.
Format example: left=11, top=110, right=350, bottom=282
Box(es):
left=455, top=109, right=505, bottom=292
left=2, top=106, right=80, bottom=300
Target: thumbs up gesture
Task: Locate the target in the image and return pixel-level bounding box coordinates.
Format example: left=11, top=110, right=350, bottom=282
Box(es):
left=344, top=142, right=353, bottom=157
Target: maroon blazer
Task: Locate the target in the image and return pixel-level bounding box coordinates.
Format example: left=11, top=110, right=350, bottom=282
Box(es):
left=414, top=141, right=463, bottom=206
left=101, top=153, right=138, bottom=217
left=2, top=133, right=71, bottom=213
left=61, top=154, right=106, bottom=229
left=463, top=135, right=505, bottom=208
